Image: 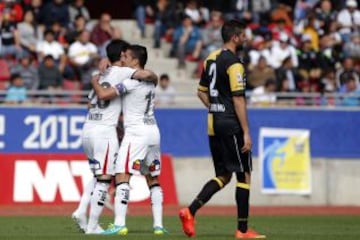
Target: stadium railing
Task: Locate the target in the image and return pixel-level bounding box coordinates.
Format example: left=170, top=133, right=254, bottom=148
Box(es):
left=0, top=90, right=359, bottom=108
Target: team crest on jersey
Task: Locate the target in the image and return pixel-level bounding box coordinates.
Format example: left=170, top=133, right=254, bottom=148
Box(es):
left=237, top=73, right=246, bottom=88
left=149, top=159, right=160, bottom=172
left=132, top=160, right=141, bottom=170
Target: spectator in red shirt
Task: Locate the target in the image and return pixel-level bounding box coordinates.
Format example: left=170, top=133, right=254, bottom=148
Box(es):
left=0, top=0, right=23, bottom=22
left=90, top=13, right=117, bottom=47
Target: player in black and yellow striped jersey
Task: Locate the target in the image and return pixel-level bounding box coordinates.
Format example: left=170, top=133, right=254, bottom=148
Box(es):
left=179, top=20, right=266, bottom=239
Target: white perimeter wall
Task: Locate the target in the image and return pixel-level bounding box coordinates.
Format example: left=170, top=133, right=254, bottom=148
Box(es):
left=173, top=158, right=360, bottom=206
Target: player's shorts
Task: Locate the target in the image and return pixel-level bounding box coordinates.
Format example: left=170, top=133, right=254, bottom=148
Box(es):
left=82, top=123, right=119, bottom=176
left=209, top=133, right=252, bottom=175
left=115, top=139, right=161, bottom=177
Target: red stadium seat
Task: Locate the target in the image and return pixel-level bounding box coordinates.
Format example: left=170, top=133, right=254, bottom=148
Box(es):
left=0, top=81, right=9, bottom=90
left=0, top=59, right=11, bottom=81
left=62, top=79, right=82, bottom=103
left=63, top=79, right=81, bottom=90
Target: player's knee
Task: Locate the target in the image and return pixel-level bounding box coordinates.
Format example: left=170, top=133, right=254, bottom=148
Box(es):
left=96, top=178, right=112, bottom=184
left=149, top=182, right=161, bottom=189
left=115, top=172, right=130, bottom=184
left=217, top=173, right=232, bottom=186
left=236, top=172, right=251, bottom=184
left=146, top=175, right=160, bottom=187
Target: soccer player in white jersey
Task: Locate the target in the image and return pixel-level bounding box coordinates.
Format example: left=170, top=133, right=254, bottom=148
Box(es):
left=75, top=40, right=158, bottom=234
left=91, top=45, right=165, bottom=235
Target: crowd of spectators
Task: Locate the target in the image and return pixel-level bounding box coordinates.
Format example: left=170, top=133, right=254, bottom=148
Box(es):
left=0, top=0, right=122, bottom=104
left=134, top=0, right=360, bottom=106
left=1, top=0, right=360, bottom=107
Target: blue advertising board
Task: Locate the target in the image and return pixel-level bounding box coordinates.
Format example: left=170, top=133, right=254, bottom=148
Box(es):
left=0, top=107, right=359, bottom=158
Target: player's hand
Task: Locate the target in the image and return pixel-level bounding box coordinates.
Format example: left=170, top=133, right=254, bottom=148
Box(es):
left=241, top=132, right=252, bottom=153
left=91, top=73, right=100, bottom=84
left=98, top=58, right=111, bottom=73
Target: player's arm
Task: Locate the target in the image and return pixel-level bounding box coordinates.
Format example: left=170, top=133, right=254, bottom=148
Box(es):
left=197, top=63, right=210, bottom=108
left=198, top=90, right=210, bottom=108
left=90, top=74, right=118, bottom=100
left=132, top=69, right=158, bottom=86
left=228, top=62, right=252, bottom=153
left=233, top=96, right=251, bottom=153
left=113, top=79, right=139, bottom=96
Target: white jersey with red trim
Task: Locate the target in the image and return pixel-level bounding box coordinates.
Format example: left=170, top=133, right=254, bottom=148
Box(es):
left=121, top=79, right=159, bottom=144
left=115, top=79, right=161, bottom=176
left=85, top=66, right=136, bottom=127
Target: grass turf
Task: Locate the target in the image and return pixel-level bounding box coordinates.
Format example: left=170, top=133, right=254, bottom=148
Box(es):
left=0, top=215, right=359, bottom=240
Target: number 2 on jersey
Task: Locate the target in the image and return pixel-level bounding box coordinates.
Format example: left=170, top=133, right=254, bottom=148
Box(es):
left=209, top=62, right=218, bottom=97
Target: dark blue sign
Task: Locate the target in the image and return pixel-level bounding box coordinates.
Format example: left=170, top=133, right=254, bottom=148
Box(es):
left=0, top=107, right=359, bottom=158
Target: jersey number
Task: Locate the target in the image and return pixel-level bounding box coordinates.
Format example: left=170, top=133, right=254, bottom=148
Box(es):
left=89, top=82, right=111, bottom=109
left=145, top=91, right=155, bottom=115
left=209, top=63, right=218, bottom=97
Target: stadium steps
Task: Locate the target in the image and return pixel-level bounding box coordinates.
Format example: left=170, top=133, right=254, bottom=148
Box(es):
left=112, top=20, right=202, bottom=107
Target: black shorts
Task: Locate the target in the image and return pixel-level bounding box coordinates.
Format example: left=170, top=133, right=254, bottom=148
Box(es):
left=209, top=133, right=252, bottom=176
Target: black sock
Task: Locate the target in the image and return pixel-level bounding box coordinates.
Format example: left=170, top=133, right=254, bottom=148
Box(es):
left=189, top=178, right=223, bottom=216
left=236, top=182, right=250, bottom=233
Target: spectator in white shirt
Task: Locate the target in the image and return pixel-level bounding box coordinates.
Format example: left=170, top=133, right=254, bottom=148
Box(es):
left=184, top=0, right=204, bottom=25
left=270, top=32, right=298, bottom=69
left=337, top=0, right=360, bottom=42
left=248, top=35, right=272, bottom=68
left=68, top=30, right=98, bottom=87
left=36, top=29, right=66, bottom=73
left=155, top=73, right=176, bottom=106
left=250, top=78, right=277, bottom=106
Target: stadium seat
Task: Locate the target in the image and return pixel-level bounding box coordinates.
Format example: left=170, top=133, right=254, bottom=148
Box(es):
left=62, top=79, right=82, bottom=103
left=0, top=81, right=9, bottom=90
left=0, top=59, right=11, bottom=81
left=63, top=79, right=81, bottom=90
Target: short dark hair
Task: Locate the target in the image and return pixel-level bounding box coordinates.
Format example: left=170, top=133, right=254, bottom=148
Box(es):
left=10, top=73, right=21, bottom=83
left=44, top=54, right=54, bottom=61
left=264, top=78, right=276, bottom=87
left=44, top=29, right=54, bottom=37
left=75, top=14, right=85, bottom=21
left=127, top=44, right=148, bottom=68
left=106, top=39, right=130, bottom=63
left=160, top=73, right=169, bottom=80
left=221, top=19, right=246, bottom=43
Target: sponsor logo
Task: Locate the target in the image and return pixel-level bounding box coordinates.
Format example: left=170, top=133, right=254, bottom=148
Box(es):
left=132, top=159, right=141, bottom=170
left=14, top=160, right=91, bottom=202
left=149, top=159, right=160, bottom=172
left=0, top=154, right=177, bottom=205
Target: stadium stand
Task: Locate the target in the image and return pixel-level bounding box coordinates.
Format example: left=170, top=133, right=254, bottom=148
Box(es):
left=0, top=0, right=359, bottom=107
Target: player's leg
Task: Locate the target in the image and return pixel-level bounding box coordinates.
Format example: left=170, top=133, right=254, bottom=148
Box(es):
left=73, top=133, right=95, bottom=233
left=235, top=171, right=250, bottom=234
left=179, top=136, right=231, bottom=237
left=229, top=134, right=265, bottom=239
left=234, top=170, right=264, bottom=239
left=101, top=173, right=129, bottom=235
left=87, top=132, right=118, bottom=234
left=103, top=141, right=146, bottom=235
left=87, top=176, right=111, bottom=234
left=146, top=175, right=166, bottom=234
left=72, top=176, right=96, bottom=232
left=143, top=145, right=164, bottom=233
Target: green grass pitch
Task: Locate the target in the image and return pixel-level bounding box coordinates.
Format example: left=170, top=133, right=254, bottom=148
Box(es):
left=0, top=215, right=359, bottom=240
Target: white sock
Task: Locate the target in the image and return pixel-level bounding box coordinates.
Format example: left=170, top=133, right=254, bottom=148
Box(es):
left=114, top=182, right=130, bottom=226
left=75, top=177, right=96, bottom=216
left=87, top=181, right=109, bottom=231
left=150, top=185, right=163, bottom=228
